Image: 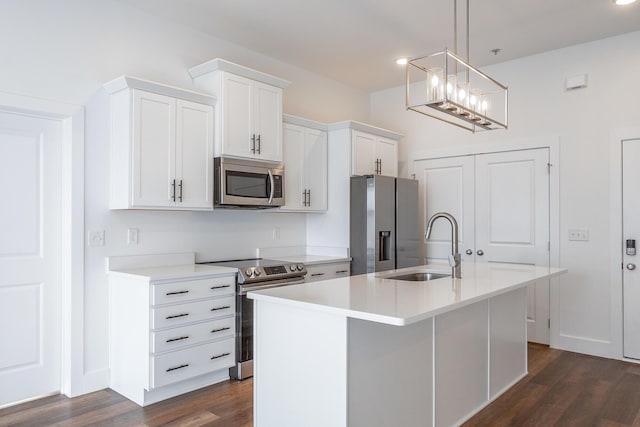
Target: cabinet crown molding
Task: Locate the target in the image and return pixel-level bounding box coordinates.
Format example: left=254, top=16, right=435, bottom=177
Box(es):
left=103, top=76, right=217, bottom=106
left=283, top=114, right=328, bottom=132
left=328, top=120, right=403, bottom=140
left=188, top=58, right=291, bottom=89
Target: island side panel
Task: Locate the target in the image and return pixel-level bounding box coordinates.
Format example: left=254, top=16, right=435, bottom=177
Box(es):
left=489, top=287, right=528, bottom=398
left=348, top=317, right=433, bottom=427
left=253, top=300, right=348, bottom=427
left=434, top=299, right=489, bottom=427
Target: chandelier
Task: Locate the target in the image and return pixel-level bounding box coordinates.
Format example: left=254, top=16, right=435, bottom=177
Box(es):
left=405, top=0, right=508, bottom=132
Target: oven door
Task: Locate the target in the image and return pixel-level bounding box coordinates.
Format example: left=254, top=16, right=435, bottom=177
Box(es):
left=215, top=157, right=284, bottom=207
left=235, top=277, right=305, bottom=379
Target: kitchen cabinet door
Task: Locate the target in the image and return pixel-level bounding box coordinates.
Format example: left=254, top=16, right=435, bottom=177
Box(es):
left=132, top=90, right=176, bottom=208
left=253, top=81, right=283, bottom=162
left=175, top=99, right=214, bottom=209
left=222, top=73, right=254, bottom=159
left=351, top=130, right=376, bottom=176
left=281, top=123, right=327, bottom=212
left=376, top=136, right=398, bottom=177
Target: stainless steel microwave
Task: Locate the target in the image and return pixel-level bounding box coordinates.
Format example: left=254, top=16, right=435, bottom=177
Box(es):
left=214, top=157, right=284, bottom=208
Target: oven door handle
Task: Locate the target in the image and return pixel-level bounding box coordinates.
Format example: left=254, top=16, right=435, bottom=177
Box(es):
left=267, top=169, right=274, bottom=205
left=240, top=278, right=305, bottom=295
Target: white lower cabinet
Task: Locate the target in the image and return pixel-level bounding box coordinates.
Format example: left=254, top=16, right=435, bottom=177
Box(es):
left=109, top=271, right=236, bottom=406
left=305, top=262, right=350, bottom=283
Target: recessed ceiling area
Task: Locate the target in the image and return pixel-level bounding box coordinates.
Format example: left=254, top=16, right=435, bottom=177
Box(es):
left=118, top=0, right=640, bottom=92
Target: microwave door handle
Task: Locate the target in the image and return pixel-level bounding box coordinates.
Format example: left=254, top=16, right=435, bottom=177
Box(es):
left=268, top=169, right=274, bottom=205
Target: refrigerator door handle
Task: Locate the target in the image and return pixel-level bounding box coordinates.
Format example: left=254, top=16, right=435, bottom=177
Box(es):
left=379, top=231, right=391, bottom=261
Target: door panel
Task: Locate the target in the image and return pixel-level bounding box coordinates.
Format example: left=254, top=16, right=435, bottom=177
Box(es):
left=282, top=124, right=305, bottom=210
left=352, top=131, right=376, bottom=176
left=254, top=82, right=282, bottom=162
left=223, top=74, right=253, bottom=158
left=415, top=156, right=475, bottom=264
left=623, top=138, right=640, bottom=359
left=376, top=137, right=397, bottom=177
left=305, top=129, right=328, bottom=211
left=0, top=112, right=61, bottom=405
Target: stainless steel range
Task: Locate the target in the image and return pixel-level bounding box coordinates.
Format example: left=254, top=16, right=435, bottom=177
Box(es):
left=198, top=258, right=306, bottom=380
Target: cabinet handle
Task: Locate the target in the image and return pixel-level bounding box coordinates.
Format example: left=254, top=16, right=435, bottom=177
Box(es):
left=257, top=134, right=261, bottom=154
left=166, top=290, right=189, bottom=296
left=466, top=249, right=473, bottom=255
left=166, top=363, right=189, bottom=372
left=210, top=284, right=231, bottom=290
left=379, top=159, right=382, bottom=174
left=308, top=189, right=311, bottom=207
left=211, top=352, right=231, bottom=360
left=302, top=190, right=307, bottom=207
left=166, top=335, right=189, bottom=343
left=311, top=273, right=325, bottom=277
left=211, top=326, right=231, bottom=334
left=477, top=249, right=484, bottom=256
left=171, top=179, right=176, bottom=202
left=251, top=134, right=256, bottom=153
left=166, top=313, right=189, bottom=320
left=335, top=270, right=349, bottom=274
left=210, top=305, right=231, bottom=311
left=178, top=179, right=183, bottom=202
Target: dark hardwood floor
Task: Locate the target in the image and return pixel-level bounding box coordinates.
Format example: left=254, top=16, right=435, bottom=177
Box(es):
left=2, top=344, right=640, bottom=426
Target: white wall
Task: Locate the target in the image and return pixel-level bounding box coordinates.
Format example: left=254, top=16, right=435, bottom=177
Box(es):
left=0, top=0, right=371, bottom=393
left=370, top=31, right=640, bottom=359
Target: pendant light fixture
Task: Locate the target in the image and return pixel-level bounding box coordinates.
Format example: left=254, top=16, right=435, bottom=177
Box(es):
left=405, top=0, right=508, bottom=132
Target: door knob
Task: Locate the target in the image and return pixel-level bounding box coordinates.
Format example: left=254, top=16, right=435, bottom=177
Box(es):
left=628, top=263, right=636, bottom=271
left=477, top=249, right=484, bottom=256
left=465, top=249, right=473, bottom=255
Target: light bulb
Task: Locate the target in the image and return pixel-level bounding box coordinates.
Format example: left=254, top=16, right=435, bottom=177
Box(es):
left=458, top=89, right=466, bottom=101
left=470, top=94, right=477, bottom=107
left=431, top=75, right=439, bottom=86
left=396, top=58, right=408, bottom=65
left=613, top=0, right=636, bottom=5
left=481, top=100, right=488, bottom=113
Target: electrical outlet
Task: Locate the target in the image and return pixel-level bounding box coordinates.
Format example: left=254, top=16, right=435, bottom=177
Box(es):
left=568, top=229, right=589, bottom=241
left=88, top=230, right=105, bottom=246
left=127, top=228, right=139, bottom=245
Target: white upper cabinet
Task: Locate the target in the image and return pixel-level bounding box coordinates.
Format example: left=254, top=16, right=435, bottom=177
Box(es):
left=281, top=117, right=328, bottom=212
left=189, top=58, right=290, bottom=163
left=104, top=76, right=215, bottom=210
left=351, top=129, right=398, bottom=177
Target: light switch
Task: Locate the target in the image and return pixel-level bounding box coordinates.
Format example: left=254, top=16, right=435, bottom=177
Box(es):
left=568, top=229, right=589, bottom=241
left=88, top=230, right=105, bottom=246
left=127, top=228, right=139, bottom=245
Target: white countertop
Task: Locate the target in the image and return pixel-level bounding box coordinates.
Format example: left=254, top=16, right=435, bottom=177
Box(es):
left=248, top=262, right=567, bottom=326
left=273, top=254, right=351, bottom=265
left=108, top=263, right=237, bottom=281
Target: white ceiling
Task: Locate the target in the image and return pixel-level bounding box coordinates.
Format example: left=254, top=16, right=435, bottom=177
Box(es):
left=119, top=0, right=640, bottom=92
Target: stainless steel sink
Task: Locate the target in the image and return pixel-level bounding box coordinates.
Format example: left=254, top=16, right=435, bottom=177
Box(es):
left=383, top=272, right=450, bottom=281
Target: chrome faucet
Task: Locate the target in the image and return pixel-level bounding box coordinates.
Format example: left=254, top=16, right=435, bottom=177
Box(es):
left=425, top=212, right=462, bottom=279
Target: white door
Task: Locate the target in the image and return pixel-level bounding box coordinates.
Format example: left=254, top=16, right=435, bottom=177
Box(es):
left=415, top=148, right=550, bottom=343
left=223, top=73, right=253, bottom=158
left=282, top=123, right=305, bottom=210
left=305, top=128, right=328, bottom=211
left=253, top=82, right=282, bottom=162
left=352, top=131, right=376, bottom=176
left=622, top=138, right=640, bottom=359
left=376, top=137, right=398, bottom=177
left=475, top=149, right=550, bottom=344
left=176, top=99, right=214, bottom=209
left=133, top=90, right=175, bottom=208
left=0, top=111, right=62, bottom=405
left=415, top=155, right=475, bottom=264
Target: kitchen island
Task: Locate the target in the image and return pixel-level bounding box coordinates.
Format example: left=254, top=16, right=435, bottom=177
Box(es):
left=248, top=262, right=566, bottom=427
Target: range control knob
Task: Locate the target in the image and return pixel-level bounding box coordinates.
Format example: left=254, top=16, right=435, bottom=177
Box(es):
left=297, top=264, right=304, bottom=271
left=254, top=269, right=261, bottom=276
left=290, top=265, right=296, bottom=272
left=245, top=269, right=253, bottom=277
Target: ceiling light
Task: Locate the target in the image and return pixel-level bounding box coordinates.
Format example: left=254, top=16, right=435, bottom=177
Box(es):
left=614, top=0, right=636, bottom=5
left=404, top=0, right=508, bottom=132
left=396, top=58, right=408, bottom=65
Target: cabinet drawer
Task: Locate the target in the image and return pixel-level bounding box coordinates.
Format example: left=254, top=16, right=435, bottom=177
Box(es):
left=152, top=316, right=235, bottom=353
left=152, top=276, right=235, bottom=305
left=152, top=296, right=235, bottom=329
left=305, top=263, right=350, bottom=283
left=150, top=338, right=235, bottom=389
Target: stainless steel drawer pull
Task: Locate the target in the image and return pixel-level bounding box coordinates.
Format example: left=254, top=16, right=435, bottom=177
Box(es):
left=311, top=273, right=325, bottom=277
left=166, top=290, right=189, bottom=296
left=210, top=305, right=231, bottom=311
left=211, top=352, right=231, bottom=360
left=335, top=270, right=349, bottom=274
left=211, top=327, right=231, bottom=334
left=166, top=363, right=189, bottom=372
left=166, top=313, right=189, bottom=319
left=210, top=285, right=231, bottom=290
left=166, top=335, right=189, bottom=343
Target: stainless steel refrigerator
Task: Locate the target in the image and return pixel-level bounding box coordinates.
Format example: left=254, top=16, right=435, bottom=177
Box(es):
left=350, top=175, right=421, bottom=274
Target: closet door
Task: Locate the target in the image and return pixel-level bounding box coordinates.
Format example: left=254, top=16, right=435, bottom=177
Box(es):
left=475, top=148, right=550, bottom=344
left=414, top=156, right=475, bottom=264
